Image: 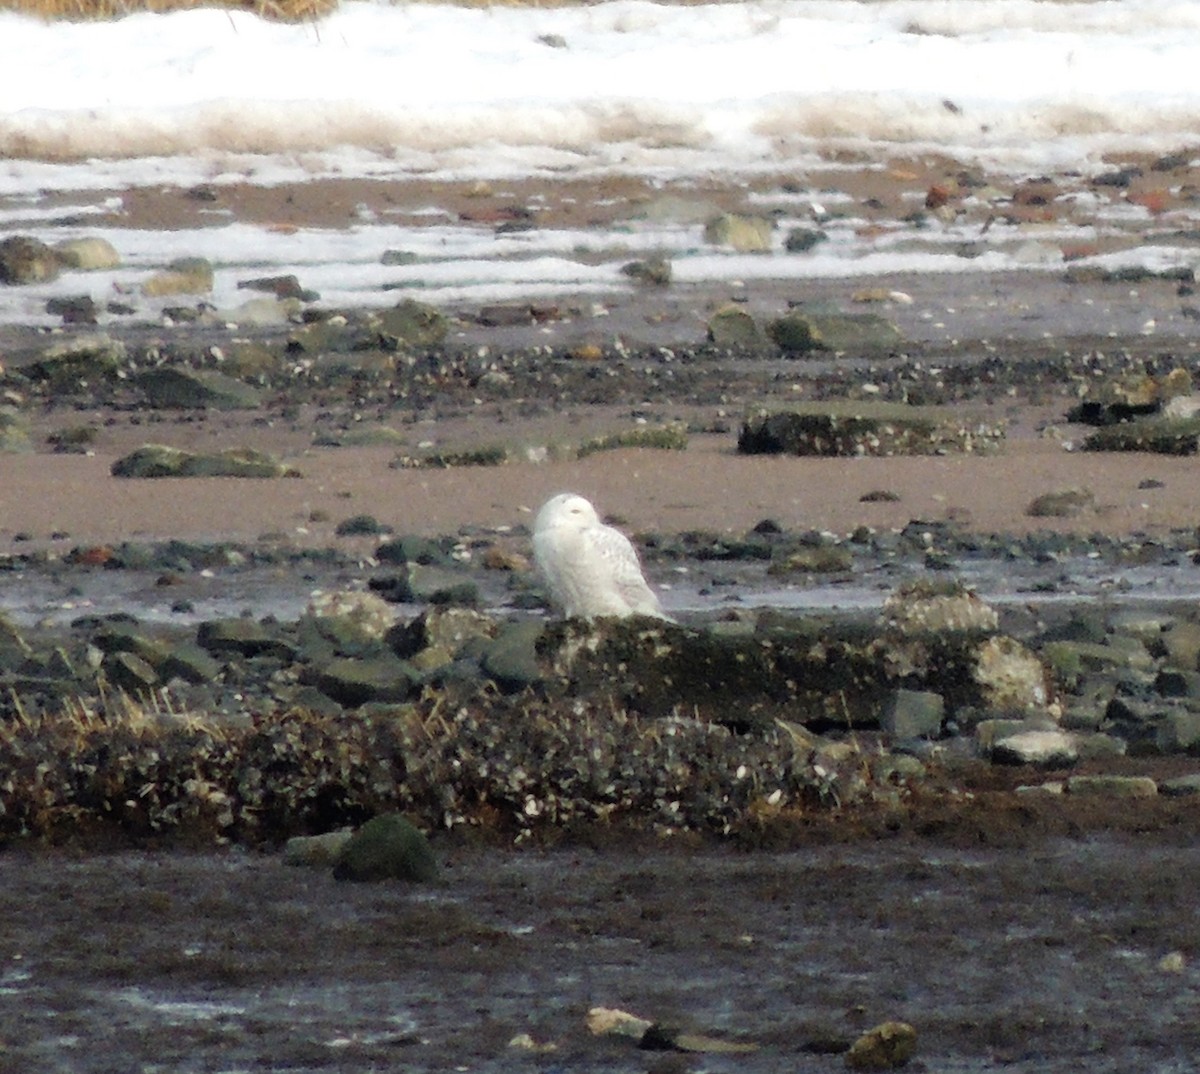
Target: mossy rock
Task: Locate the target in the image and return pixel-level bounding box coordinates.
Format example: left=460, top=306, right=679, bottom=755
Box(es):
left=111, top=444, right=297, bottom=478
left=333, top=813, right=438, bottom=883
left=134, top=367, right=263, bottom=410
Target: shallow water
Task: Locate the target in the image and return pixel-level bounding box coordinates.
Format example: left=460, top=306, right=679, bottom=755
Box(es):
left=2, top=839, right=1198, bottom=1073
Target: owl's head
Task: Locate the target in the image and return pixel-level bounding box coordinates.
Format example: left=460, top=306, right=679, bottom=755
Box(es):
left=534, top=492, right=600, bottom=533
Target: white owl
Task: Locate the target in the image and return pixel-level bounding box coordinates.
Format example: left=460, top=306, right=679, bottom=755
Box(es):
left=532, top=492, right=669, bottom=620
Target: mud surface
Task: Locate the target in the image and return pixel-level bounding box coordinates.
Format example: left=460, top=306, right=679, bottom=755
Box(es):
left=2, top=829, right=1198, bottom=1074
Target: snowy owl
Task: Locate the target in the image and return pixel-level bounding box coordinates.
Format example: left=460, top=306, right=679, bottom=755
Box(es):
left=532, top=492, right=669, bottom=620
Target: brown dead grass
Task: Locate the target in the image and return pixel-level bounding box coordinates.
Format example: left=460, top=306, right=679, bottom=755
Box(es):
left=2, top=0, right=338, bottom=21
left=0, top=0, right=594, bottom=19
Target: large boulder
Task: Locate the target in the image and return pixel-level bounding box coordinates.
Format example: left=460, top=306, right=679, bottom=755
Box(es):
left=0, top=236, right=60, bottom=284
left=333, top=813, right=438, bottom=882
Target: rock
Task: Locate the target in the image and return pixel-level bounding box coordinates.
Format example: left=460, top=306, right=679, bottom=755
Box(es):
left=1026, top=487, right=1096, bottom=518
left=844, top=1021, right=917, bottom=1071
left=159, top=643, right=223, bottom=684
left=54, top=237, right=121, bottom=271
left=111, top=444, right=296, bottom=478
left=1068, top=368, right=1190, bottom=425
left=882, top=689, right=945, bottom=740
left=197, top=618, right=290, bottom=659
left=1159, top=773, right=1200, bottom=796
left=620, top=255, right=672, bottom=286
left=703, top=213, right=774, bottom=252
left=883, top=580, right=999, bottom=634
left=26, top=334, right=126, bottom=387
left=1156, top=710, right=1200, bottom=753
left=283, top=830, right=354, bottom=868
left=142, top=257, right=214, bottom=297
left=1159, top=620, right=1200, bottom=670
left=0, top=235, right=61, bottom=284
left=0, top=407, right=32, bottom=453
left=739, top=404, right=1002, bottom=457
left=45, top=296, right=100, bottom=324
left=769, top=546, right=854, bottom=574
left=388, top=606, right=497, bottom=665
left=312, top=655, right=418, bottom=706
left=1082, top=416, right=1200, bottom=455
left=220, top=296, right=303, bottom=327
left=236, top=273, right=317, bottom=301
left=306, top=591, right=395, bottom=646
left=767, top=310, right=903, bottom=355
left=973, top=636, right=1048, bottom=712
left=369, top=299, right=448, bottom=349
left=332, top=813, right=438, bottom=882
left=1065, top=775, right=1158, bottom=798
left=784, top=227, right=827, bottom=253
left=992, top=729, right=1078, bottom=768
left=333, top=514, right=392, bottom=537
left=706, top=303, right=768, bottom=348
left=369, top=564, right=479, bottom=607
left=375, top=535, right=454, bottom=567
left=102, top=650, right=160, bottom=694
left=134, top=367, right=263, bottom=410
left=0, top=614, right=33, bottom=672
left=1156, top=669, right=1200, bottom=698
left=480, top=621, right=546, bottom=691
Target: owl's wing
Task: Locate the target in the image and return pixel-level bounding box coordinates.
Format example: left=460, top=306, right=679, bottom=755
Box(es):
left=590, top=523, right=668, bottom=618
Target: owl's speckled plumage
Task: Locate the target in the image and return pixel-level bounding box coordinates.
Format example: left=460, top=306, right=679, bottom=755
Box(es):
left=532, top=493, right=668, bottom=620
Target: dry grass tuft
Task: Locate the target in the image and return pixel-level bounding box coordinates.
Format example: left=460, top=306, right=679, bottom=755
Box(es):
left=1, top=0, right=339, bottom=22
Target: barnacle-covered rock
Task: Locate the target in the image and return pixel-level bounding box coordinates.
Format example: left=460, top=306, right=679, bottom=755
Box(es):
left=882, top=579, right=1000, bottom=635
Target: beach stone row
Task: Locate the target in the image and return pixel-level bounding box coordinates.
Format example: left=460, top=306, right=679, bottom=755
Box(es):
left=2, top=581, right=1199, bottom=776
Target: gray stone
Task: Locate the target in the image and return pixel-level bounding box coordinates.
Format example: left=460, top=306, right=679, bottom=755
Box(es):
left=1066, top=775, right=1158, bottom=798
left=102, top=651, right=160, bottom=694
left=375, top=534, right=453, bottom=567
left=703, top=213, right=773, bottom=252
left=991, top=730, right=1079, bottom=768
left=1159, top=620, right=1200, bottom=670
left=1156, top=710, right=1200, bottom=754
left=143, top=257, right=214, bottom=297
left=388, top=606, right=497, bottom=665
left=0, top=407, right=32, bottom=454
left=370, top=299, right=447, bottom=348
left=55, top=237, right=121, bottom=271
left=1156, top=668, right=1200, bottom=698
left=845, top=1021, right=917, bottom=1071
left=767, top=309, right=903, bottom=355
left=283, top=830, right=354, bottom=868
left=620, top=255, right=672, bottom=286
left=370, top=564, right=479, bottom=607
left=134, top=367, right=263, bottom=410
left=881, top=689, right=945, bottom=740
left=1026, top=487, right=1096, bottom=518
left=784, top=227, right=827, bottom=253
left=313, top=655, right=417, bottom=706
left=706, top=303, right=768, bottom=349
left=1159, top=773, right=1200, bottom=797
left=160, top=643, right=223, bottom=684
left=0, top=614, right=32, bottom=672
left=197, top=618, right=289, bottom=659
left=1073, top=732, right=1128, bottom=760
left=333, top=813, right=438, bottom=883
left=0, top=235, right=61, bottom=284
left=27, top=334, right=126, bottom=386
left=481, top=621, right=546, bottom=691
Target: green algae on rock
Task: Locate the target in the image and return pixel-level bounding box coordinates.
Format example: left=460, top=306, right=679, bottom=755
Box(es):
left=111, top=444, right=299, bottom=478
